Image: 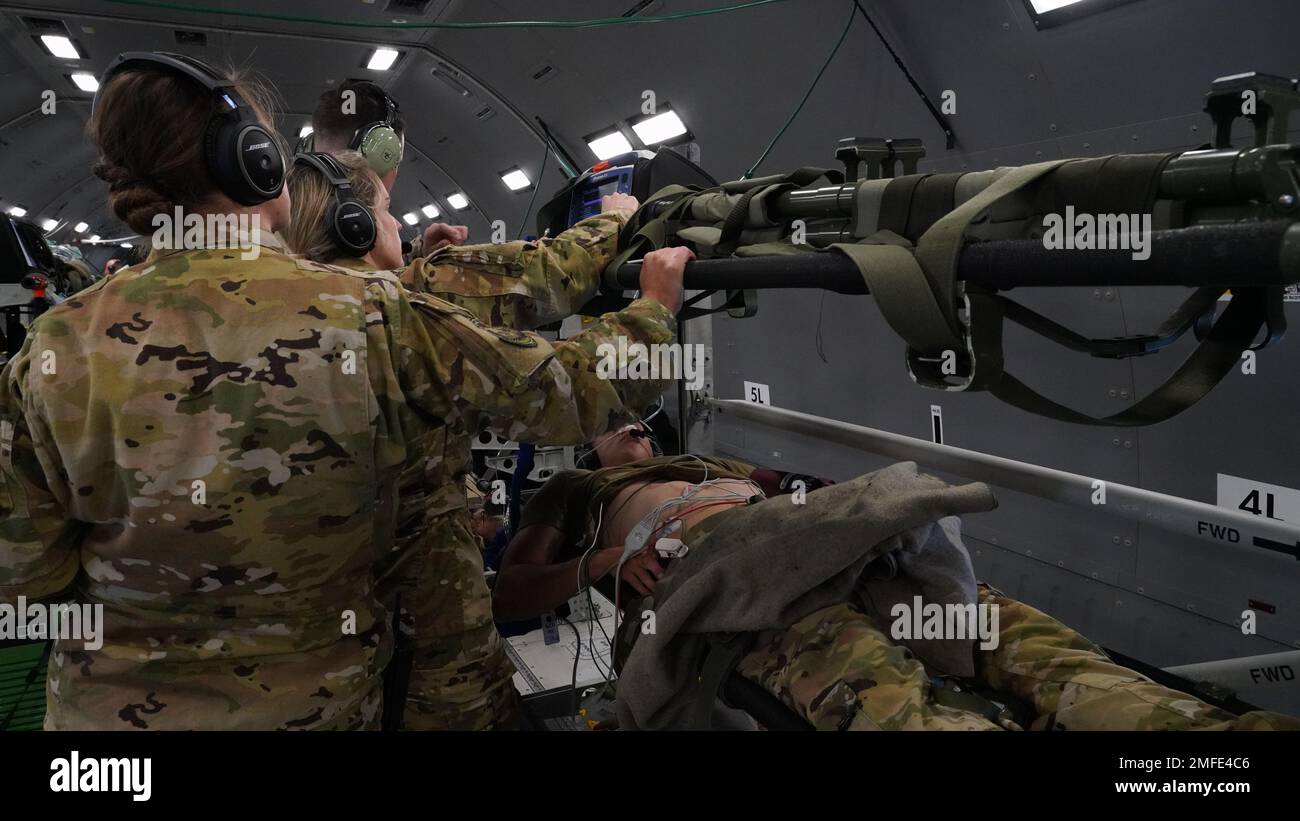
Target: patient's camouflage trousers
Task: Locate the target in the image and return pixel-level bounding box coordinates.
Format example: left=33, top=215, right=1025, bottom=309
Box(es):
left=735, top=585, right=1300, bottom=731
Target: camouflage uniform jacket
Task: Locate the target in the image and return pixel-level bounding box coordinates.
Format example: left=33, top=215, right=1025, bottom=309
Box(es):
left=0, top=229, right=673, bottom=730
left=345, top=213, right=655, bottom=729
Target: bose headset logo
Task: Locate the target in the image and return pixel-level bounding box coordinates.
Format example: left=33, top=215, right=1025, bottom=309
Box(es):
left=245, top=141, right=272, bottom=151
left=341, top=209, right=362, bottom=220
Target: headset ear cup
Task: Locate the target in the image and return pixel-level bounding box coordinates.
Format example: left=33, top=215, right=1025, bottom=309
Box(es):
left=208, top=116, right=284, bottom=206
left=331, top=199, right=377, bottom=256
left=358, top=126, right=403, bottom=178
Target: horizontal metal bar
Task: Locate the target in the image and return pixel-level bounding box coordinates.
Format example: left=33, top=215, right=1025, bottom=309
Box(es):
left=1166, top=649, right=1300, bottom=680
left=614, top=221, right=1300, bottom=291
left=710, top=398, right=1300, bottom=560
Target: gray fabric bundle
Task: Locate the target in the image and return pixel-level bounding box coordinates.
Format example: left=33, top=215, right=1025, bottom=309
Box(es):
left=616, top=461, right=997, bottom=730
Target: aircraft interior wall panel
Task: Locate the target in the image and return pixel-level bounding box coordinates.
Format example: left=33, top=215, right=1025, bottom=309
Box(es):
left=708, top=245, right=1298, bottom=666
left=1123, top=299, right=1300, bottom=651
left=969, top=535, right=1294, bottom=669
left=711, top=285, right=1142, bottom=530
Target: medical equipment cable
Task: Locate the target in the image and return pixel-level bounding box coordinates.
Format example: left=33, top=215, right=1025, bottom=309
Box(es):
left=576, top=504, right=616, bottom=687
left=576, top=545, right=615, bottom=687
left=641, top=396, right=665, bottom=424
left=610, top=476, right=757, bottom=631
left=563, top=616, right=582, bottom=717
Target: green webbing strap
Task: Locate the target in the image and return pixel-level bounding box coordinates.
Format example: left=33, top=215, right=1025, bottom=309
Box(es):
left=828, top=154, right=1263, bottom=425
left=929, top=676, right=1008, bottom=724
left=971, top=287, right=1272, bottom=426
left=603, top=183, right=709, bottom=290
left=715, top=168, right=845, bottom=256
left=722, top=166, right=844, bottom=194
left=1050, top=153, right=1174, bottom=216
left=911, top=159, right=1076, bottom=350
left=832, top=239, right=959, bottom=354
left=714, top=184, right=766, bottom=257
left=906, top=172, right=964, bottom=238
left=997, top=285, right=1223, bottom=358
left=832, top=166, right=1056, bottom=371
left=878, top=174, right=928, bottom=237
left=689, top=632, right=754, bottom=729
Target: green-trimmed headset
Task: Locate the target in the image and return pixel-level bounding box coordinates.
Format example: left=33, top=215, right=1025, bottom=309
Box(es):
left=293, top=151, right=378, bottom=256
left=94, top=51, right=285, bottom=206
left=298, top=82, right=404, bottom=178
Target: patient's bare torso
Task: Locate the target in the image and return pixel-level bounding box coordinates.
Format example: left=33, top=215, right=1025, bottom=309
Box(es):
left=601, top=477, right=762, bottom=550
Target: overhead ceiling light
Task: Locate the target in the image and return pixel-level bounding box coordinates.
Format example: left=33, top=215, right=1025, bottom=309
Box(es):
left=70, top=72, right=99, bottom=92
left=500, top=168, right=531, bottom=191
left=586, top=130, right=633, bottom=161
left=8, top=206, right=27, bottom=217
left=421, top=203, right=439, bottom=219
left=74, top=221, right=88, bottom=233
left=41, top=218, right=58, bottom=231
left=446, top=193, right=469, bottom=210
left=1024, top=0, right=1135, bottom=27
left=89, top=234, right=100, bottom=242
left=39, top=34, right=82, bottom=60
left=119, top=242, right=132, bottom=248
left=402, top=212, right=418, bottom=226
left=631, top=108, right=688, bottom=145
left=366, top=48, right=400, bottom=71
left=1028, top=0, right=1085, bottom=11
left=298, top=125, right=313, bottom=138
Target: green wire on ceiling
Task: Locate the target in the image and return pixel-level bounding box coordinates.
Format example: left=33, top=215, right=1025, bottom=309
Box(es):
left=94, top=0, right=857, bottom=204
left=100, top=0, right=795, bottom=30
left=743, top=0, right=855, bottom=179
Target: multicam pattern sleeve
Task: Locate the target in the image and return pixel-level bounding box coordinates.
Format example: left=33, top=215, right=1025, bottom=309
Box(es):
left=0, top=335, right=81, bottom=600
left=398, top=212, right=629, bottom=329
left=392, top=292, right=677, bottom=445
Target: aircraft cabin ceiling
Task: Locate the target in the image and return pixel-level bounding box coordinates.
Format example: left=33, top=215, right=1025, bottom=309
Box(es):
left=2, top=0, right=1296, bottom=246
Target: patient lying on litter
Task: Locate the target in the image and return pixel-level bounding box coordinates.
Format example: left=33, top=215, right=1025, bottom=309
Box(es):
left=492, top=431, right=1298, bottom=731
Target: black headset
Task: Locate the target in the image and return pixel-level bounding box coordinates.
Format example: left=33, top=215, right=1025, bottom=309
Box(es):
left=293, top=151, right=378, bottom=256
left=94, top=51, right=285, bottom=206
